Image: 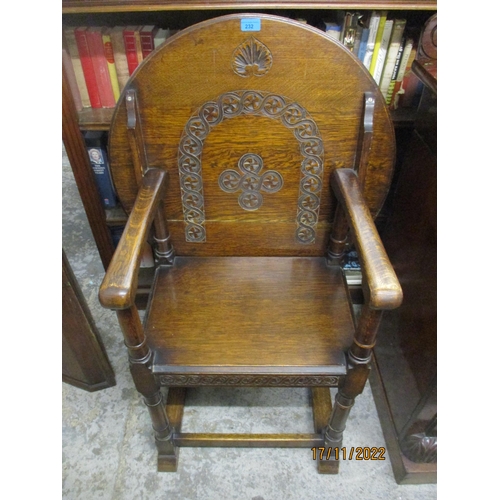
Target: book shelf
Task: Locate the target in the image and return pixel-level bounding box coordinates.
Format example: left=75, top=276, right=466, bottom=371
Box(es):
left=62, top=0, right=437, bottom=269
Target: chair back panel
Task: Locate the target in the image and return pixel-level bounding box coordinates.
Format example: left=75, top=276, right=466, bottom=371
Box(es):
left=108, top=14, right=396, bottom=256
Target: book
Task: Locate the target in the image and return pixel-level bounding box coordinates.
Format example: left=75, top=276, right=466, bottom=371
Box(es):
left=63, top=27, right=91, bottom=108
left=385, top=38, right=405, bottom=105
left=135, top=27, right=144, bottom=65
left=154, top=28, right=171, bottom=48
left=102, top=28, right=121, bottom=102
left=324, top=21, right=341, bottom=41
left=86, top=27, right=116, bottom=108
left=362, top=12, right=382, bottom=70
left=341, top=13, right=358, bottom=52
left=341, top=250, right=362, bottom=286
left=372, top=18, right=393, bottom=85
left=392, top=41, right=417, bottom=109
left=352, top=21, right=364, bottom=56
left=74, top=27, right=102, bottom=108
left=109, top=26, right=130, bottom=92
left=62, top=48, right=82, bottom=111
left=140, top=25, right=158, bottom=58
left=378, top=19, right=406, bottom=98
left=357, top=27, right=370, bottom=62
left=85, top=131, right=118, bottom=208
left=123, top=26, right=142, bottom=75
left=369, top=11, right=388, bottom=76
left=388, top=38, right=414, bottom=108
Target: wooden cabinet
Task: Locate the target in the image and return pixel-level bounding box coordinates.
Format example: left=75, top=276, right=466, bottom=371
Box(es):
left=369, top=62, right=437, bottom=484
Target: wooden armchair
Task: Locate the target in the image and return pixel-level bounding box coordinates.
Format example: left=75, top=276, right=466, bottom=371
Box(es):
left=99, top=14, right=402, bottom=474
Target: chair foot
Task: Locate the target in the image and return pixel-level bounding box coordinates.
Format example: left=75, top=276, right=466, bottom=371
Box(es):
left=158, top=451, right=178, bottom=472
left=318, top=459, right=340, bottom=474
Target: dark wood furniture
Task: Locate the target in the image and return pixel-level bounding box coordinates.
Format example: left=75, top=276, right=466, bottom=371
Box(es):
left=97, top=14, right=403, bottom=473
left=62, top=250, right=116, bottom=391
left=369, top=61, right=436, bottom=484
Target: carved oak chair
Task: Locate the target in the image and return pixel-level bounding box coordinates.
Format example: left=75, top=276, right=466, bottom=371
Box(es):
left=99, top=14, right=402, bottom=474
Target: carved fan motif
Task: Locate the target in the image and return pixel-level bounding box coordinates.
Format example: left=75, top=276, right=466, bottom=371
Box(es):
left=231, top=37, right=273, bottom=77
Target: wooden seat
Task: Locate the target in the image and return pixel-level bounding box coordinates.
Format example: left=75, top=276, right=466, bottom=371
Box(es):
left=99, top=13, right=402, bottom=475
left=147, top=257, right=354, bottom=377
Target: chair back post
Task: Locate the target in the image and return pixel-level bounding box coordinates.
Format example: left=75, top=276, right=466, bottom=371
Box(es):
left=326, top=208, right=349, bottom=264
left=353, top=92, right=375, bottom=191
left=327, top=92, right=375, bottom=264
left=153, top=202, right=176, bottom=265
left=126, top=89, right=175, bottom=265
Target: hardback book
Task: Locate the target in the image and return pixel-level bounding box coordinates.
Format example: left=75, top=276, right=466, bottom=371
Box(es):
left=134, top=27, right=144, bottom=65
left=74, top=27, right=102, bottom=108
left=324, top=21, right=341, bottom=41
left=378, top=19, right=406, bottom=98
left=109, top=26, right=130, bottom=92
left=63, top=27, right=91, bottom=108
left=139, top=25, right=158, bottom=58
left=352, top=22, right=364, bottom=56
left=341, top=13, right=357, bottom=52
left=388, top=38, right=414, bottom=108
left=369, top=11, right=388, bottom=76
left=84, top=131, right=118, bottom=208
left=357, top=27, right=370, bottom=63
left=362, top=11, right=382, bottom=70
left=154, top=28, right=171, bottom=48
left=341, top=250, right=362, bottom=286
left=102, top=28, right=121, bottom=102
left=372, top=18, right=393, bottom=85
left=62, top=48, right=82, bottom=111
left=86, top=27, right=116, bottom=108
left=391, top=40, right=417, bottom=109
left=385, top=38, right=405, bottom=105
left=123, top=26, right=142, bottom=75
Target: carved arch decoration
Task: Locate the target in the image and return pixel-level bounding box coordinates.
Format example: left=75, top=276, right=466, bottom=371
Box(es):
left=178, top=90, right=324, bottom=244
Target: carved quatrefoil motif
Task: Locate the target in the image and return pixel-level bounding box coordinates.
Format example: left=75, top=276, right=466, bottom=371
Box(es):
left=231, top=37, right=273, bottom=77
left=219, top=153, right=283, bottom=211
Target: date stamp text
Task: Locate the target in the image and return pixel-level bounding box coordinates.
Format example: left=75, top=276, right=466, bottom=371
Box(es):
left=311, top=447, right=386, bottom=461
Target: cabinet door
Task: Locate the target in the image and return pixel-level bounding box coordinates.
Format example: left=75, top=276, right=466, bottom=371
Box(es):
left=62, top=250, right=115, bottom=391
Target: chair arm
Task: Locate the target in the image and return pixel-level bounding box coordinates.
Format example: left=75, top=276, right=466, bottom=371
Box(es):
left=331, top=168, right=403, bottom=310
left=99, top=168, right=167, bottom=310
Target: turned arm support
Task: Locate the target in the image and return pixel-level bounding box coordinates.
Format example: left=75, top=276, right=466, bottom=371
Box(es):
left=331, top=168, right=402, bottom=310
left=99, top=168, right=167, bottom=310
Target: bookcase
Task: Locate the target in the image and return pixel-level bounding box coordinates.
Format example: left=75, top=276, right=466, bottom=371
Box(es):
left=62, top=0, right=437, bottom=275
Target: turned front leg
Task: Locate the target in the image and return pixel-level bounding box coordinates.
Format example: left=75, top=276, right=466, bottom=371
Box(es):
left=319, top=305, right=383, bottom=474
left=116, top=306, right=177, bottom=471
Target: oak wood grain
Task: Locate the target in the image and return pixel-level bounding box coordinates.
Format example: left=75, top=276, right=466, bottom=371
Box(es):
left=108, top=14, right=396, bottom=256
left=99, top=168, right=167, bottom=309
left=146, top=257, right=354, bottom=372
left=331, top=168, right=402, bottom=310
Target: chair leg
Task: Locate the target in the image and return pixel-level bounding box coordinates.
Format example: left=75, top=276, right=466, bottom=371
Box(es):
left=117, top=307, right=178, bottom=471
left=318, top=363, right=370, bottom=474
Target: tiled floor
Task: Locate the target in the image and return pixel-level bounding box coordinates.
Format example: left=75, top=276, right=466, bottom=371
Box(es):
left=62, top=146, right=437, bottom=499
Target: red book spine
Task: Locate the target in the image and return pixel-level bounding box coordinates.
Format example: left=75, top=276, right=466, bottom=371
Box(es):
left=140, top=28, right=156, bottom=58
left=74, top=28, right=102, bottom=108
left=123, top=27, right=139, bottom=75
left=86, top=28, right=115, bottom=108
